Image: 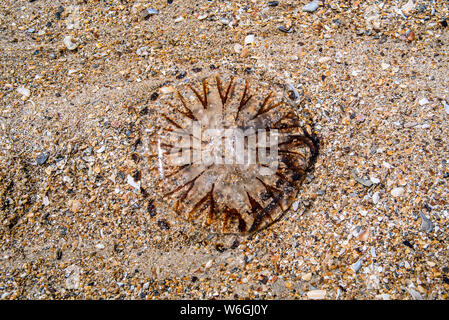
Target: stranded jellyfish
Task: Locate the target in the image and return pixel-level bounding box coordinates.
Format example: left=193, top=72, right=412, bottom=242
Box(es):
left=150, top=75, right=318, bottom=234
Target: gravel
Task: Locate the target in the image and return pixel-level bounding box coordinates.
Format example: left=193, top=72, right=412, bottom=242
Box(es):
left=0, top=0, right=448, bottom=300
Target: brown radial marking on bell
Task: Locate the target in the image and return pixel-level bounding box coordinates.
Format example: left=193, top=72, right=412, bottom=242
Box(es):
left=167, top=101, right=196, bottom=121
left=216, top=76, right=235, bottom=107
left=256, top=177, right=282, bottom=199
left=189, top=79, right=208, bottom=109
left=235, top=79, right=253, bottom=121
left=186, top=185, right=213, bottom=221
left=272, top=166, right=295, bottom=186
left=206, top=184, right=216, bottom=224
left=161, top=114, right=186, bottom=131
left=223, top=76, right=235, bottom=105
left=246, top=191, right=264, bottom=217
left=251, top=92, right=283, bottom=120
left=248, top=194, right=282, bottom=233
left=176, top=90, right=198, bottom=121
left=279, top=156, right=306, bottom=180
left=270, top=111, right=299, bottom=127
left=164, top=164, right=190, bottom=179
left=222, top=206, right=247, bottom=233
left=280, top=134, right=317, bottom=158
left=174, top=179, right=196, bottom=213
left=216, top=76, right=225, bottom=105
left=163, top=170, right=205, bottom=197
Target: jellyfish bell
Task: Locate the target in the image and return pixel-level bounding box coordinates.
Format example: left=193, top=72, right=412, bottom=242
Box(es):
left=150, top=75, right=319, bottom=234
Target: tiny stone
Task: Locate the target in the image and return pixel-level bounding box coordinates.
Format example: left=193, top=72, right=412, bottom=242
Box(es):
left=407, top=288, right=423, bottom=300
left=244, top=34, right=255, bottom=45
left=278, top=26, right=293, bottom=33
left=36, top=151, right=49, bottom=165
left=370, top=175, right=380, bottom=184
left=419, top=97, right=429, bottom=106
left=442, top=100, right=449, bottom=114
left=402, top=0, right=415, bottom=16
left=69, top=199, right=82, bottom=213
left=17, top=86, right=30, bottom=99
left=63, top=36, right=78, bottom=51
left=302, top=1, right=319, bottom=13
left=352, top=169, right=373, bottom=187
left=176, top=71, right=187, bottom=79
left=351, top=259, right=362, bottom=273
left=391, top=187, right=404, bottom=197
left=292, top=200, right=299, bottom=211
left=160, top=86, right=175, bottom=94
left=140, top=8, right=159, bottom=20
left=372, top=191, right=380, bottom=204
left=127, top=174, right=140, bottom=190
left=234, top=43, right=243, bottom=53
left=205, top=259, right=213, bottom=269
left=307, top=289, right=326, bottom=300
left=417, top=4, right=427, bottom=13
left=157, top=219, right=170, bottom=230
left=240, top=47, right=250, bottom=58
left=318, top=57, right=331, bottom=64
left=419, top=212, right=434, bottom=233
left=150, top=92, right=159, bottom=101
left=301, top=273, right=312, bottom=281
left=381, top=62, right=390, bottom=70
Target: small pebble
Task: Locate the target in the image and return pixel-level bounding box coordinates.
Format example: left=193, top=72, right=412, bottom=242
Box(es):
left=278, top=26, right=293, bottom=33
left=240, top=47, right=250, bottom=58
left=352, top=169, right=373, bottom=187
left=401, top=0, right=415, bottom=16
left=302, top=1, right=319, bottom=13
left=351, top=259, right=362, bottom=273
left=140, top=8, right=159, bottom=20
left=391, top=187, right=404, bottom=197
left=419, top=212, right=434, bottom=233
left=407, top=288, right=423, bottom=300
left=442, top=100, right=449, bottom=114
left=16, top=86, right=30, bottom=99
left=63, top=36, right=78, bottom=51
left=127, top=174, right=140, bottom=190
left=370, top=175, right=380, bottom=184
left=301, top=273, right=312, bottom=281
left=419, top=97, right=429, bottom=106
left=292, top=200, right=299, bottom=211
left=244, top=34, right=255, bottom=45
left=234, top=43, right=243, bottom=53
left=307, top=289, right=326, bottom=300
left=372, top=191, right=380, bottom=204
left=36, top=151, right=49, bottom=165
